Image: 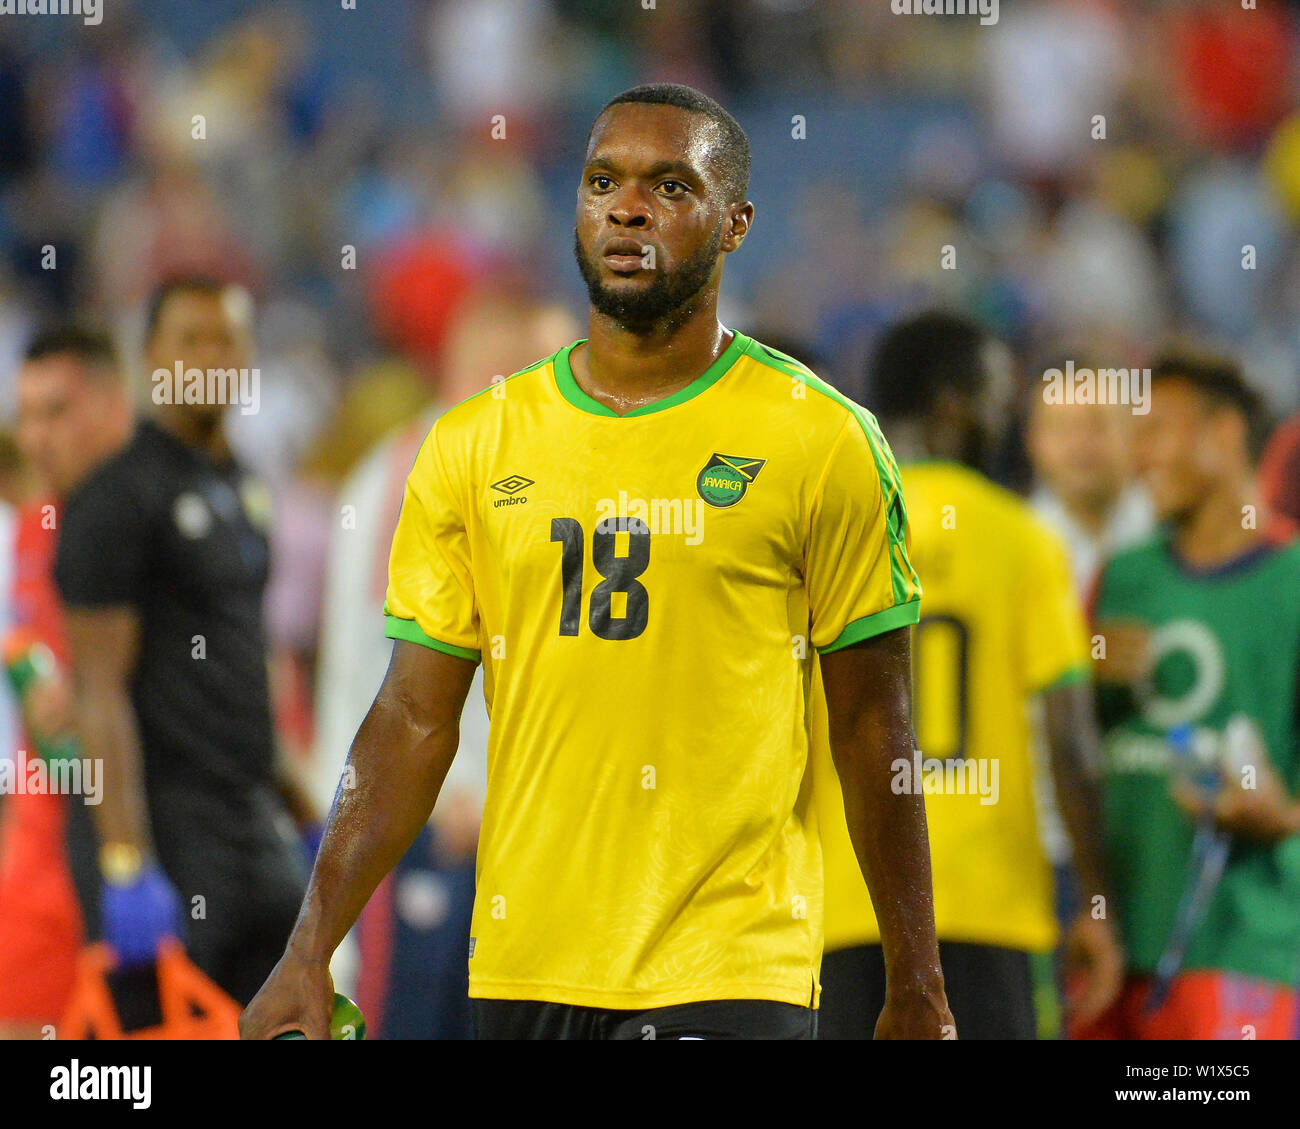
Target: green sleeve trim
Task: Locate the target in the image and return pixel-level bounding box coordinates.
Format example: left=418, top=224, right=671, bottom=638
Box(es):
left=1035, top=662, right=1091, bottom=694
left=384, top=614, right=481, bottom=662
left=751, top=343, right=922, bottom=612
left=818, top=598, right=921, bottom=654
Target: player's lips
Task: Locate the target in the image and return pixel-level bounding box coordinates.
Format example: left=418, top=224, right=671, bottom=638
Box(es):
left=602, top=238, right=651, bottom=272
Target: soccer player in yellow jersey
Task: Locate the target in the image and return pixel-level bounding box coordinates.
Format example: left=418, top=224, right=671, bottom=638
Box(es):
left=814, top=313, right=1125, bottom=1039
left=241, top=83, right=955, bottom=1041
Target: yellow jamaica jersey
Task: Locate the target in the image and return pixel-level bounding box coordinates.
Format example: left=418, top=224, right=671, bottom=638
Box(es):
left=814, top=461, right=1090, bottom=956
left=383, top=331, right=920, bottom=1009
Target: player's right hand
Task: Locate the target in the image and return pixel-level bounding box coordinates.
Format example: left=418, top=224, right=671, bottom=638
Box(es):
left=874, top=982, right=956, bottom=1040
left=238, top=950, right=335, bottom=1040
left=101, top=862, right=183, bottom=968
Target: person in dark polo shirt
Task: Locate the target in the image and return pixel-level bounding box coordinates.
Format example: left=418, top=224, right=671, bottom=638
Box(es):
left=55, top=278, right=315, bottom=1014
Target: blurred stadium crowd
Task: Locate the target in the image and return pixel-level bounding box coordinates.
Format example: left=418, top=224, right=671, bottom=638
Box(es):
left=0, top=0, right=1298, bottom=1038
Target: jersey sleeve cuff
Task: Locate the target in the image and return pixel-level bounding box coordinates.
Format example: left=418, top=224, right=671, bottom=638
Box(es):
left=384, top=614, right=481, bottom=662
left=817, top=598, right=921, bottom=655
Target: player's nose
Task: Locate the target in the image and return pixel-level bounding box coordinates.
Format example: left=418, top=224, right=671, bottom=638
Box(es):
left=606, top=188, right=652, bottom=228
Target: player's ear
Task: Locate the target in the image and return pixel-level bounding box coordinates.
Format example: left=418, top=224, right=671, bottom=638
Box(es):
left=721, top=202, right=754, bottom=254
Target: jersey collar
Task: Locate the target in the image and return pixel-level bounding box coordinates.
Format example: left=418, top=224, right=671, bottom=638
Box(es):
left=553, top=330, right=750, bottom=418
left=1164, top=532, right=1280, bottom=580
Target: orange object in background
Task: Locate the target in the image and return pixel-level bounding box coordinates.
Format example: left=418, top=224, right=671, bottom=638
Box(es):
left=0, top=750, right=83, bottom=1030
left=60, top=940, right=241, bottom=1040
left=0, top=504, right=81, bottom=1032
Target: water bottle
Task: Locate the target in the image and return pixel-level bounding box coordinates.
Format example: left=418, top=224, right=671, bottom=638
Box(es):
left=273, top=993, right=367, bottom=1040
left=1166, top=722, right=1221, bottom=804
left=2, top=628, right=79, bottom=766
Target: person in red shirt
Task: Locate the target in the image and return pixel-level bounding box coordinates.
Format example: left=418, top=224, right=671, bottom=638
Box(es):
left=0, top=327, right=133, bottom=1038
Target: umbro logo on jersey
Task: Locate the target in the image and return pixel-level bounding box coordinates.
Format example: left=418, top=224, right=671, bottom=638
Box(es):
left=696, top=454, right=766, bottom=509
left=490, top=474, right=534, bottom=508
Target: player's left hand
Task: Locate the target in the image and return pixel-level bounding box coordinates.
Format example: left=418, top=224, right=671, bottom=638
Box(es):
left=1062, top=912, right=1125, bottom=1027
left=874, top=981, right=956, bottom=1040
left=1172, top=760, right=1300, bottom=842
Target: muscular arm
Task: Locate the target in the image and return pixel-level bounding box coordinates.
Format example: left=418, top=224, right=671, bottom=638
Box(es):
left=63, top=606, right=152, bottom=855
left=284, top=639, right=476, bottom=966
left=819, top=626, right=953, bottom=1038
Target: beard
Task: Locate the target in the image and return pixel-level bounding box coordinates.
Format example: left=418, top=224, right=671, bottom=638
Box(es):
left=573, top=223, right=723, bottom=332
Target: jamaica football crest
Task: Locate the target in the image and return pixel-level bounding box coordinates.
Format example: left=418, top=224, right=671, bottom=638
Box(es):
left=696, top=453, right=766, bottom=509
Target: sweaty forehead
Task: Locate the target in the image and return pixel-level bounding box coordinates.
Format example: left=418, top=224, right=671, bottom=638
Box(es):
left=586, top=103, right=721, bottom=178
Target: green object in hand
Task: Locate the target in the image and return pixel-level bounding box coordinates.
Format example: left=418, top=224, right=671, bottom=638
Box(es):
left=274, top=993, right=366, bottom=1040
left=3, top=634, right=80, bottom=768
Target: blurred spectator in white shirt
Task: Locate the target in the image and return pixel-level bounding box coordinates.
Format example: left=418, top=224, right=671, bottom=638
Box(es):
left=1027, top=389, right=1154, bottom=601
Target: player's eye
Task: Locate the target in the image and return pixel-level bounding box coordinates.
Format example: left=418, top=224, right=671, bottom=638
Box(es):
left=658, top=180, right=687, bottom=196
left=589, top=174, right=614, bottom=191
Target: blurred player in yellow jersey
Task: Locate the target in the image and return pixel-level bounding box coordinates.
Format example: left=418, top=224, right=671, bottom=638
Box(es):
left=815, top=313, right=1125, bottom=1038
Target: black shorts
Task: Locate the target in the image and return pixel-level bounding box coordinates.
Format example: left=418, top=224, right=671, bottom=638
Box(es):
left=472, top=997, right=818, bottom=1040
left=819, top=941, right=1036, bottom=1040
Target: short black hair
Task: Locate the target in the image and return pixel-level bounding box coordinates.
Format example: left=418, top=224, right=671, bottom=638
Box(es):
left=1150, top=347, right=1272, bottom=462
left=592, top=83, right=751, bottom=203
left=870, top=310, right=989, bottom=422
left=24, top=324, right=120, bottom=374
left=144, top=276, right=229, bottom=343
